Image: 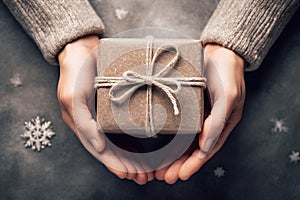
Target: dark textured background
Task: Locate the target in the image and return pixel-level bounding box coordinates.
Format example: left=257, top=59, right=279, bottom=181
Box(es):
left=0, top=0, right=299, bottom=199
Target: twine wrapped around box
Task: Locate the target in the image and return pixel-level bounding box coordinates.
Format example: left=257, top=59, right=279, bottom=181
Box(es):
left=95, top=37, right=206, bottom=136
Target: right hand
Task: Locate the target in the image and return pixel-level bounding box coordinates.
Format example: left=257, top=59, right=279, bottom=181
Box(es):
left=155, top=44, right=246, bottom=183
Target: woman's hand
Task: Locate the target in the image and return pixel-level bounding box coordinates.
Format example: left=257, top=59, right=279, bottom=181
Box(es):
left=58, top=35, right=104, bottom=152
left=155, top=44, right=246, bottom=183
left=57, top=35, right=153, bottom=184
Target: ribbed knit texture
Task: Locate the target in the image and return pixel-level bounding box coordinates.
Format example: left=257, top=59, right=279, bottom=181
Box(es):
left=3, top=0, right=299, bottom=69
left=3, top=0, right=105, bottom=65
left=201, top=0, right=300, bottom=71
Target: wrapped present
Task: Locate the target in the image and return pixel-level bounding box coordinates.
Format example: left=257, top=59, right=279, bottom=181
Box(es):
left=94, top=37, right=206, bottom=136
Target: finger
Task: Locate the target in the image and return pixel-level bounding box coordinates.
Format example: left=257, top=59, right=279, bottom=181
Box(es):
left=132, top=152, right=155, bottom=182
left=199, top=79, right=245, bottom=158
left=113, top=149, right=137, bottom=180
left=60, top=108, right=77, bottom=134
left=88, top=142, right=128, bottom=179
left=58, top=87, right=105, bottom=154
left=179, top=108, right=243, bottom=180
left=155, top=166, right=168, bottom=181
left=133, top=175, right=148, bottom=185
left=117, top=138, right=152, bottom=181
left=63, top=107, right=127, bottom=180
left=71, top=129, right=128, bottom=179
left=198, top=90, right=237, bottom=157
left=178, top=149, right=204, bottom=181
left=138, top=159, right=155, bottom=182
left=73, top=102, right=105, bottom=153
left=133, top=173, right=148, bottom=185
left=147, top=171, right=155, bottom=182
left=155, top=135, right=197, bottom=182
left=131, top=160, right=148, bottom=185
left=198, top=114, right=223, bottom=157
left=163, top=137, right=197, bottom=184
left=164, top=154, right=189, bottom=184
left=134, top=158, right=154, bottom=183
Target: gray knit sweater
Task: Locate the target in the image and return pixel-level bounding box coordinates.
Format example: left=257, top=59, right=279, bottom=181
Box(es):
left=3, top=0, right=300, bottom=70
left=201, top=0, right=300, bottom=70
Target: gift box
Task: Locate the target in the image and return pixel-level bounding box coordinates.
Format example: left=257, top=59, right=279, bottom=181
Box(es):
left=94, top=37, right=206, bottom=136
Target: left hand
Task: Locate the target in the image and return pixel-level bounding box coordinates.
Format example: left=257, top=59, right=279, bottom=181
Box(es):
left=155, top=44, right=246, bottom=184
left=57, top=35, right=153, bottom=184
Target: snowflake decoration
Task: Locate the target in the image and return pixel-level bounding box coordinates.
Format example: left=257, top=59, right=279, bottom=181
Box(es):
left=289, top=151, right=300, bottom=163
left=21, top=116, right=55, bottom=152
left=10, top=72, right=22, bottom=87
left=270, top=118, right=288, bottom=133
left=115, top=8, right=128, bottom=20
left=214, top=166, right=225, bottom=178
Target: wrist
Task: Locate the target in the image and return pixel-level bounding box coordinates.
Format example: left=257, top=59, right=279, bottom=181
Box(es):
left=58, top=35, right=99, bottom=66
left=204, top=44, right=245, bottom=71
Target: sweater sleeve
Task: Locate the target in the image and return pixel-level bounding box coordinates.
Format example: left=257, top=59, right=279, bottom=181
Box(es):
left=3, top=0, right=105, bottom=65
left=200, top=0, right=300, bottom=71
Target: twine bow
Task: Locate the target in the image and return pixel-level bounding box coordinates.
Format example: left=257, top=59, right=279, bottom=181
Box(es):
left=94, top=37, right=206, bottom=136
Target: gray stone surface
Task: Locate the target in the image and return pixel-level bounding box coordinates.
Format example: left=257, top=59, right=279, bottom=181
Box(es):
left=0, top=1, right=299, bottom=199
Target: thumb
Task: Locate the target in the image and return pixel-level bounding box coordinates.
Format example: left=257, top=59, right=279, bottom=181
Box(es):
left=198, top=95, right=228, bottom=158
left=73, top=102, right=105, bottom=152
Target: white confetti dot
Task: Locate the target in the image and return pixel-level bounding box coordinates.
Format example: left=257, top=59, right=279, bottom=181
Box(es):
left=10, top=72, right=22, bottom=87
left=115, top=8, right=128, bottom=20
left=214, top=166, right=225, bottom=178
left=289, top=151, right=300, bottom=163
left=270, top=118, right=289, bottom=133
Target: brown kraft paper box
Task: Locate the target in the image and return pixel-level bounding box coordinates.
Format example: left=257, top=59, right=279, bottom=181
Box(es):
left=95, top=38, right=206, bottom=136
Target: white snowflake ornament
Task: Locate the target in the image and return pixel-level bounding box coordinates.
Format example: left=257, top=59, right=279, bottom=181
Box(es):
left=270, top=118, right=289, bottom=133
left=289, top=151, right=300, bottom=163
left=21, top=116, right=55, bottom=152
left=214, top=166, right=225, bottom=178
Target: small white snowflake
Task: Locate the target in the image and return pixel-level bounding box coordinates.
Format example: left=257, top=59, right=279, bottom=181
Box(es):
left=10, top=72, right=22, bottom=87
left=289, top=151, right=300, bottom=163
left=270, top=118, right=289, bottom=133
left=115, top=8, right=128, bottom=20
left=21, top=116, right=55, bottom=152
left=214, top=166, right=225, bottom=178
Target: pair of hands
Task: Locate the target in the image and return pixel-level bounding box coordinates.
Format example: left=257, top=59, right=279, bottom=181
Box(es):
left=57, top=35, right=245, bottom=184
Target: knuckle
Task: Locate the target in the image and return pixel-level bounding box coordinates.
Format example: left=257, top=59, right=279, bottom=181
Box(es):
left=226, top=87, right=242, bottom=102
left=58, top=90, right=74, bottom=109
left=116, top=171, right=128, bottom=179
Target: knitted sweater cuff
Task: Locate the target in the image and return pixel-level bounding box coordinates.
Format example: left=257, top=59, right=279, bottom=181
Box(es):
left=4, top=0, right=105, bottom=65
left=200, top=0, right=299, bottom=71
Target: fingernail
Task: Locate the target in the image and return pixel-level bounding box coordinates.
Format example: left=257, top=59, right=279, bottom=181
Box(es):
left=90, top=139, right=99, bottom=152
left=198, top=150, right=207, bottom=159
left=203, top=138, right=216, bottom=152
